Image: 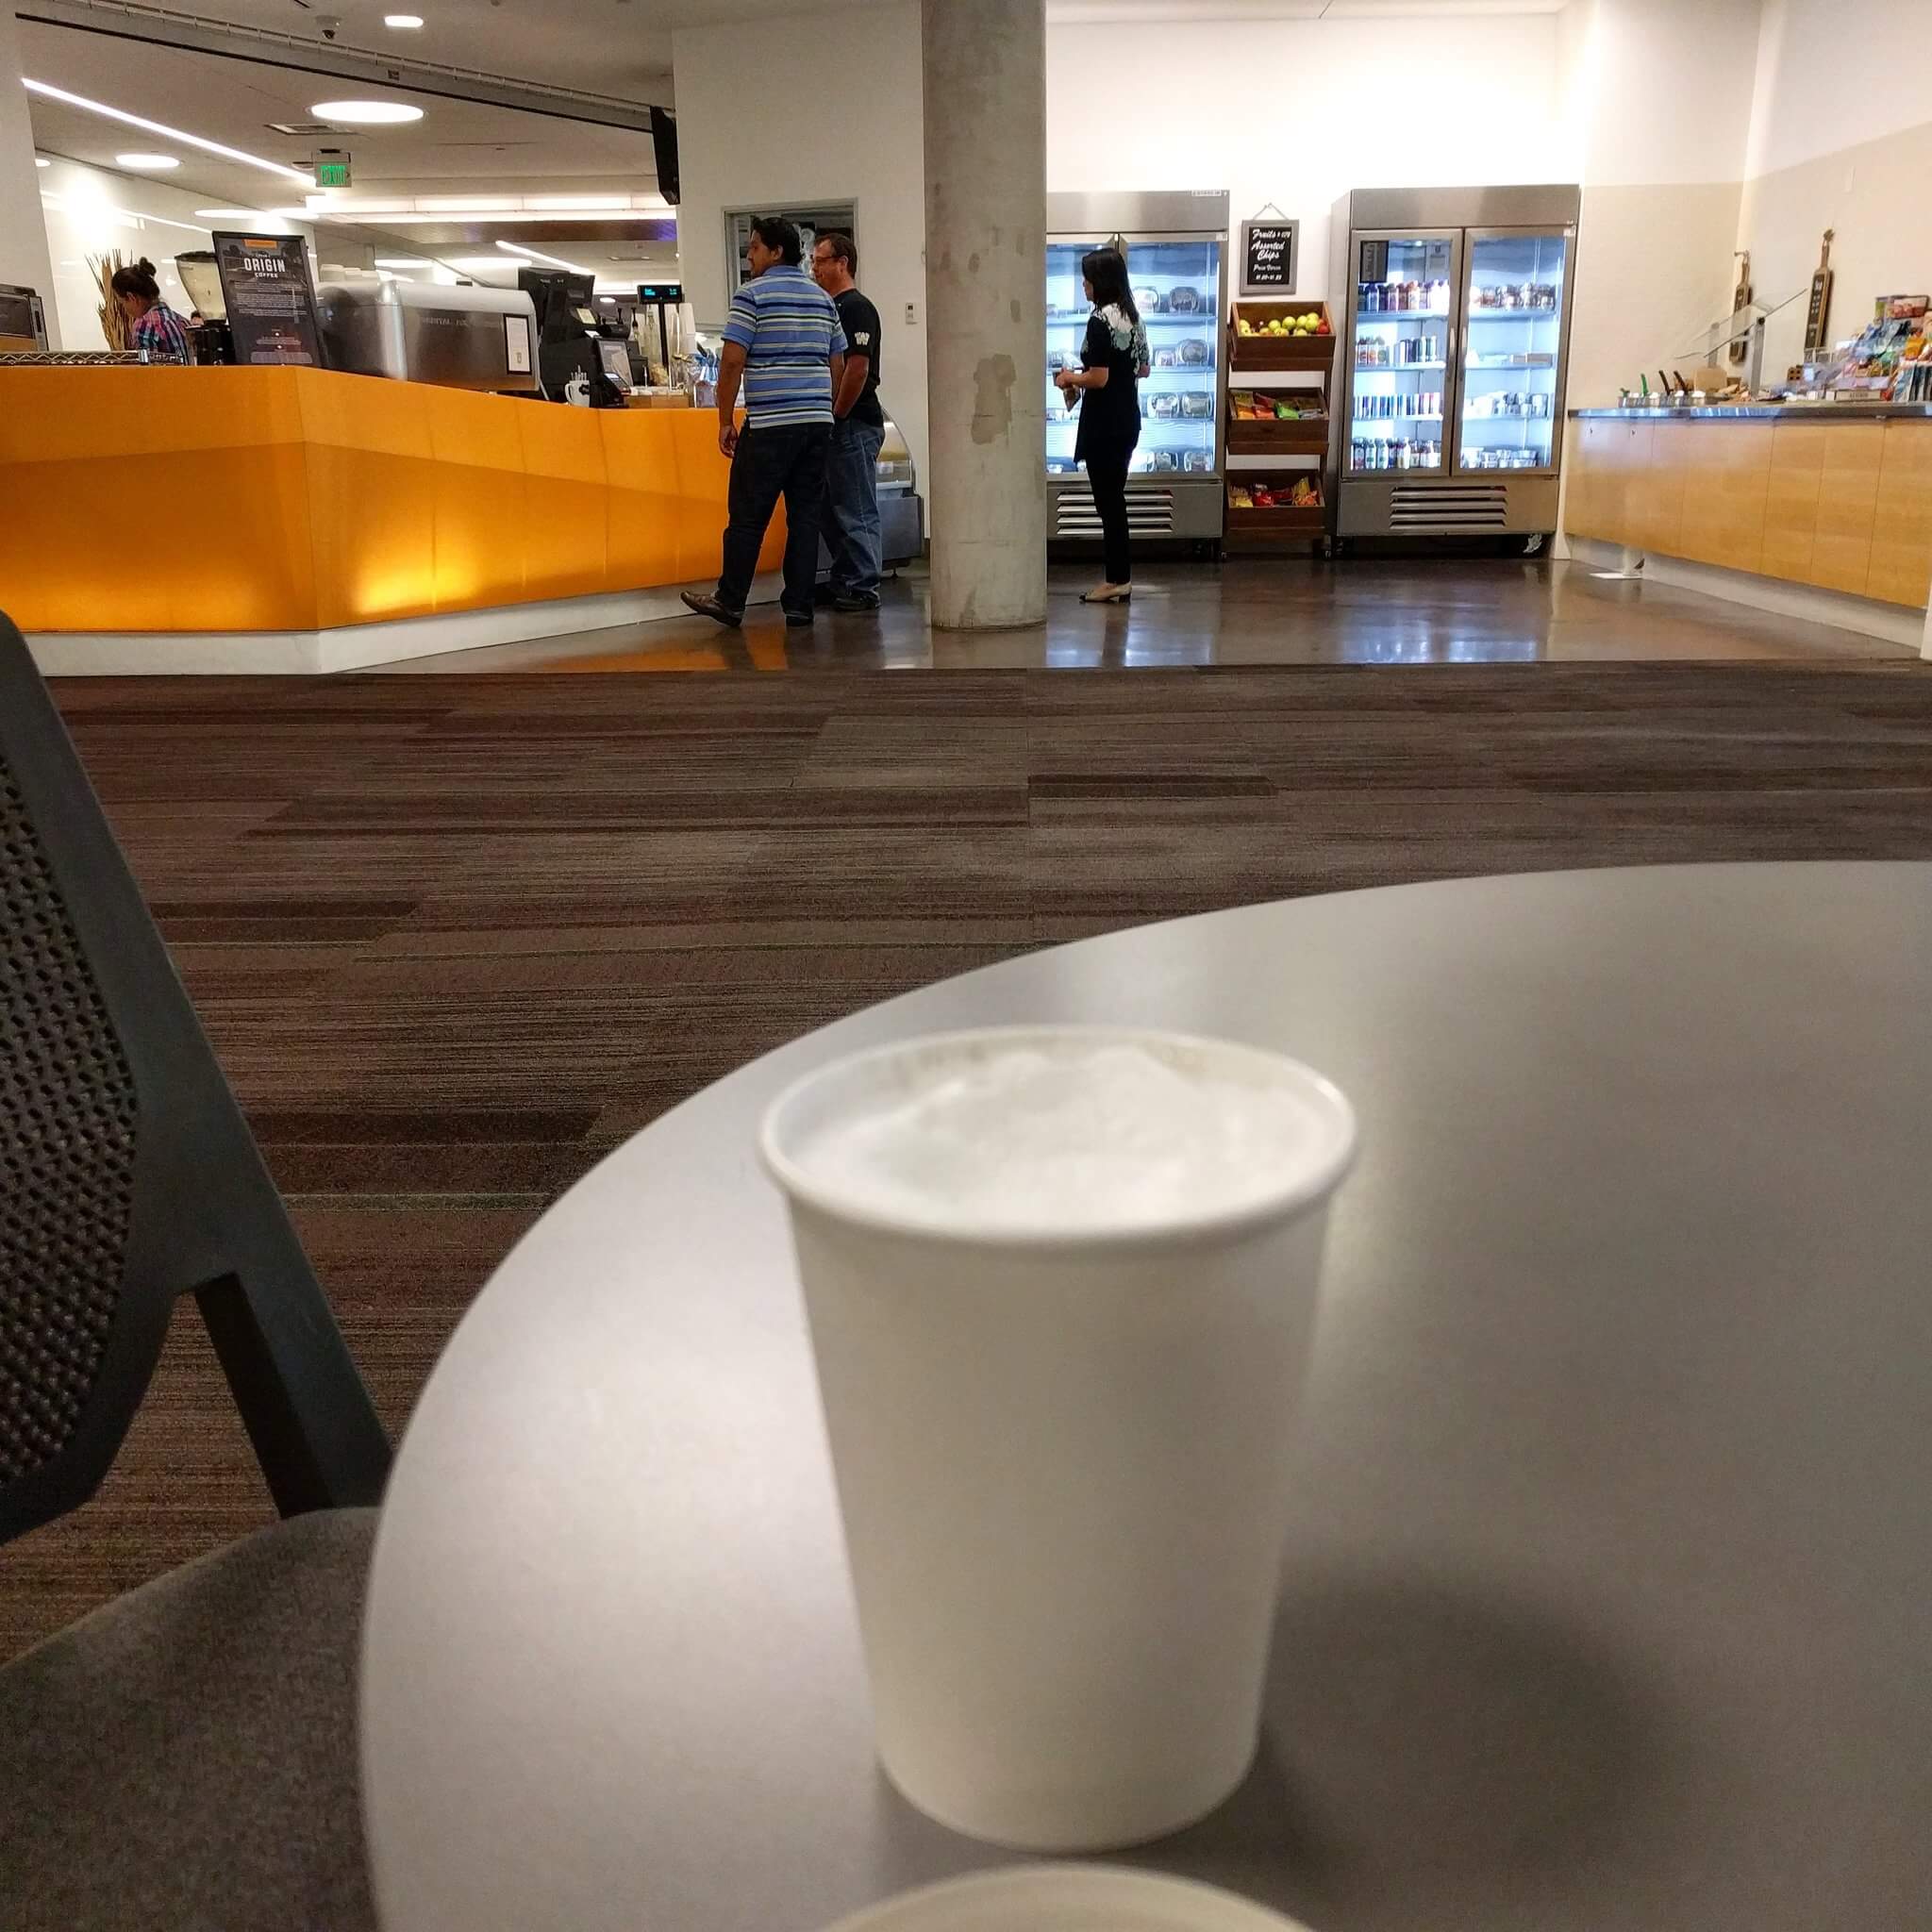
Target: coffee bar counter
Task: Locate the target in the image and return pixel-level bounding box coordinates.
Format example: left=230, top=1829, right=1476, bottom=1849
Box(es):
left=0, top=366, right=778, bottom=671
left=1563, top=404, right=1932, bottom=615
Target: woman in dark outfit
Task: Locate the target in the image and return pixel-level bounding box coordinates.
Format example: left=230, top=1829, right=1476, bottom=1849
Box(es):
left=1055, top=247, right=1150, bottom=604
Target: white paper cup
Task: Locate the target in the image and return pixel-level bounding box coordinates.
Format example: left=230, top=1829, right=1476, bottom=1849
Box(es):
left=824, top=1865, right=1319, bottom=1931
left=761, top=1026, right=1357, bottom=1853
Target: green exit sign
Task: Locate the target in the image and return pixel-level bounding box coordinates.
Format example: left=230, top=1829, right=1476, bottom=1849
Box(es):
left=314, top=158, right=352, bottom=188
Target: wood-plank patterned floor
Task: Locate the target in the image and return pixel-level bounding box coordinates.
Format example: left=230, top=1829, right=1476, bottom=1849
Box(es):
left=6, top=658, right=1932, bottom=1658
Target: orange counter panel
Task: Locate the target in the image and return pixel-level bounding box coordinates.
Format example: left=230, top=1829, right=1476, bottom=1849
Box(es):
left=0, top=366, right=777, bottom=634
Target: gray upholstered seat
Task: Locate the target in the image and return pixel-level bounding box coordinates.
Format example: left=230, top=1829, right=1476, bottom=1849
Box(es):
left=1, top=620, right=394, bottom=1926
left=0, top=1508, right=379, bottom=1931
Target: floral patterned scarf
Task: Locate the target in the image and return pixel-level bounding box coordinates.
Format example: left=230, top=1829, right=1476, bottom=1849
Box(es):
left=1097, top=302, right=1151, bottom=373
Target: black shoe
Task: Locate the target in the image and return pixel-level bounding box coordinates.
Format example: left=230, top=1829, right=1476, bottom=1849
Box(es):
left=783, top=608, right=815, bottom=628
left=812, top=582, right=841, bottom=607
left=681, top=591, right=742, bottom=628
left=831, top=591, right=881, bottom=613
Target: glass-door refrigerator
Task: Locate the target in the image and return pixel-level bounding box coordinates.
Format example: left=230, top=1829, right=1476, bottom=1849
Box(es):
left=1046, top=191, right=1230, bottom=553
left=1327, top=186, right=1578, bottom=546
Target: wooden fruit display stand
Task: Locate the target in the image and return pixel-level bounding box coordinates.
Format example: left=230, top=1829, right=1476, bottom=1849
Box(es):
left=1224, top=298, right=1336, bottom=553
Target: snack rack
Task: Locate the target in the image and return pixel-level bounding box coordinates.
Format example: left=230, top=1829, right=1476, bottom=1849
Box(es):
left=1224, top=298, right=1336, bottom=551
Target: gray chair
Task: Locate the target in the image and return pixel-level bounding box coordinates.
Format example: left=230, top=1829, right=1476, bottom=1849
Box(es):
left=0, top=615, right=391, bottom=1930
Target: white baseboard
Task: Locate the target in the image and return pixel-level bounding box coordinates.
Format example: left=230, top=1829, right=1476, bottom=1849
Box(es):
left=1563, top=538, right=1926, bottom=649
left=26, top=575, right=781, bottom=676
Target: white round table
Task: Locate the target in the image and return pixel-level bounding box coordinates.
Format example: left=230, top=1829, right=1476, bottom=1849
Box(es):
left=361, top=865, right=1932, bottom=1932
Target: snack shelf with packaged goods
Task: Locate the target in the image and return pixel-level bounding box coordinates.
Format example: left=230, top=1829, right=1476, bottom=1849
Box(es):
left=1224, top=298, right=1333, bottom=550
left=1224, top=471, right=1325, bottom=546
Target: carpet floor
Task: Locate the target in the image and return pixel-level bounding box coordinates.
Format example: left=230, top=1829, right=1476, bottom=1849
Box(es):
left=6, top=658, right=1931, bottom=1658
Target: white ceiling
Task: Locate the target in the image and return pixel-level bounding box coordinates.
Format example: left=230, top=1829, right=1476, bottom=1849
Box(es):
left=52, top=0, right=907, bottom=104
left=22, top=0, right=1563, bottom=281
left=21, top=15, right=676, bottom=280
left=1048, top=1, right=1562, bottom=15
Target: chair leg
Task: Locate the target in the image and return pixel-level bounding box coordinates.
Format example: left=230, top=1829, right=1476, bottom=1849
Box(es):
left=195, top=1264, right=391, bottom=1517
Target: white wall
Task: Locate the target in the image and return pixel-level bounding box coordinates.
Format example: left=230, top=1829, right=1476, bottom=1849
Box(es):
left=36, top=156, right=310, bottom=351
left=1557, top=0, right=1762, bottom=408
left=1043, top=14, right=1571, bottom=306
left=0, top=1, right=58, bottom=339
left=673, top=1, right=928, bottom=487
left=1736, top=0, right=1932, bottom=375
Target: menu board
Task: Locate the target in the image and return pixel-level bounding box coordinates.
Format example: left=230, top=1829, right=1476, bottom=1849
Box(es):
left=1241, top=219, right=1298, bottom=296
left=212, top=232, right=325, bottom=367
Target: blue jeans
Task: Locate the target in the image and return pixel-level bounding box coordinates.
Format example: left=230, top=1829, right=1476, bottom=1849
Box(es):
left=824, top=418, right=886, bottom=598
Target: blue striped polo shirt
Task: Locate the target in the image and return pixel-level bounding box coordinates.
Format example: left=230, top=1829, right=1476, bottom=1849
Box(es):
left=724, top=264, right=842, bottom=428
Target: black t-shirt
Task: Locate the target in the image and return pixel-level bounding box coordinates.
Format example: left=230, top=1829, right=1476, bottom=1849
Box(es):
left=1074, top=308, right=1141, bottom=465
left=835, top=287, right=885, bottom=429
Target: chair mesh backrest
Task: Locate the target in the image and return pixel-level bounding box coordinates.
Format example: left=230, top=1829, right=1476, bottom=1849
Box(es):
left=0, top=752, right=140, bottom=1489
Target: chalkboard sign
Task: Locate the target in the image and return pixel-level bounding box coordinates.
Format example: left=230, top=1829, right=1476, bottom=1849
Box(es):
left=1241, top=219, right=1298, bottom=296
left=211, top=232, right=325, bottom=368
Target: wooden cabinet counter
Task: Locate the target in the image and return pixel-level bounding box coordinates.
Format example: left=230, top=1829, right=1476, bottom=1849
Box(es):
left=1565, top=407, right=1932, bottom=611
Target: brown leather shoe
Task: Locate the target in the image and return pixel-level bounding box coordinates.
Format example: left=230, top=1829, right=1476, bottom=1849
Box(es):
left=680, top=591, right=743, bottom=628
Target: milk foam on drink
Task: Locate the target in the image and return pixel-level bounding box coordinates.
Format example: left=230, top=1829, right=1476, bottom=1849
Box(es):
left=785, top=1039, right=1340, bottom=1237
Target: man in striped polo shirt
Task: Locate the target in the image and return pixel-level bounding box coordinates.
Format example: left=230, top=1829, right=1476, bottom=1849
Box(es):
left=682, top=216, right=846, bottom=629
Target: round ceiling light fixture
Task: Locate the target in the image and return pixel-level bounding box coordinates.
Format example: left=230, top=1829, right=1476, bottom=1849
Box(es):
left=116, top=151, right=180, bottom=170
left=311, top=99, right=425, bottom=125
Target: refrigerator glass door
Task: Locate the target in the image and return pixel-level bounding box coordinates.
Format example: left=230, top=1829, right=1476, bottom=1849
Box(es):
left=1124, top=235, right=1222, bottom=479
left=1046, top=236, right=1102, bottom=485
left=1345, top=229, right=1459, bottom=476
left=1045, top=234, right=1223, bottom=483
left=1455, top=227, right=1571, bottom=474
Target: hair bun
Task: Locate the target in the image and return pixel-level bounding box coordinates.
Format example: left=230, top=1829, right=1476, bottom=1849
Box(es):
left=137, top=258, right=157, bottom=275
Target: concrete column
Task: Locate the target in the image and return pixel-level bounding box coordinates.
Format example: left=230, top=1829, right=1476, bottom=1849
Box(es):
left=0, top=3, right=57, bottom=342
left=922, top=0, right=1046, bottom=629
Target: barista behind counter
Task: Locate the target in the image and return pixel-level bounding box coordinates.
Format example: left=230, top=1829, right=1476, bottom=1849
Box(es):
left=111, top=259, right=193, bottom=364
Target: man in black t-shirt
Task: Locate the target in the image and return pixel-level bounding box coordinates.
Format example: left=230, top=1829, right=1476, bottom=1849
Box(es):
left=810, top=231, right=887, bottom=612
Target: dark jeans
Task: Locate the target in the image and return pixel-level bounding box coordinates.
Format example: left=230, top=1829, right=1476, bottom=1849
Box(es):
left=824, top=418, right=886, bottom=598
left=718, top=422, right=832, bottom=617
left=1085, top=452, right=1132, bottom=585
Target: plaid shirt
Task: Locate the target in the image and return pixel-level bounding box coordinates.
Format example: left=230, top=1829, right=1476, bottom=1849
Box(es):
left=133, top=303, right=193, bottom=365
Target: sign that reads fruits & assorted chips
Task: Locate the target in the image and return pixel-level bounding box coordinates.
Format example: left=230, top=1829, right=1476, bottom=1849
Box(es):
left=1241, top=220, right=1298, bottom=296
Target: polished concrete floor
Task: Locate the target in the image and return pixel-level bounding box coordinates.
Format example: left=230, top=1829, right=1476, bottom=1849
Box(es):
left=383, top=558, right=1913, bottom=674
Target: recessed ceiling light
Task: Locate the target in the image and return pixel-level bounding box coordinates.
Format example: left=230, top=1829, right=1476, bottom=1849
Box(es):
left=311, top=99, right=425, bottom=125
left=384, top=12, right=425, bottom=26
left=35, top=156, right=50, bottom=168
left=24, top=78, right=312, bottom=182
left=116, top=152, right=180, bottom=170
